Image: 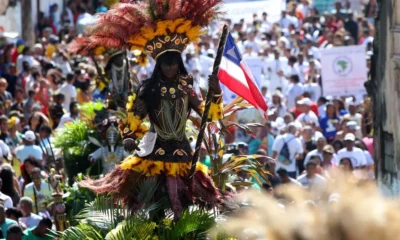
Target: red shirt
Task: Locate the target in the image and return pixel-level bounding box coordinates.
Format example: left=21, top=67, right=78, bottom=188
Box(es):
left=291, top=104, right=319, bottom=118
left=291, top=107, right=302, bottom=118
left=11, top=48, right=19, bottom=64
left=310, top=103, right=319, bottom=116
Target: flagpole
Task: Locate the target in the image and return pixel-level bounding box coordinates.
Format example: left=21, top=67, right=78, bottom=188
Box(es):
left=189, top=24, right=229, bottom=178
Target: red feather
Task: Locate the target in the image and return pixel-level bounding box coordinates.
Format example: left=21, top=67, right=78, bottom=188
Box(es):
left=68, top=37, right=95, bottom=55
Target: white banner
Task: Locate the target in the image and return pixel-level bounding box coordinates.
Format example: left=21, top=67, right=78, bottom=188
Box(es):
left=320, top=46, right=368, bottom=98
left=221, top=0, right=285, bottom=24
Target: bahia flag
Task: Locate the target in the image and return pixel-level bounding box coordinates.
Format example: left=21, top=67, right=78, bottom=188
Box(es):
left=218, top=33, right=268, bottom=118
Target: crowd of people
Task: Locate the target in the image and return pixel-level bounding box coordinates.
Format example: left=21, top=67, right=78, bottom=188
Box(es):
left=0, top=0, right=377, bottom=239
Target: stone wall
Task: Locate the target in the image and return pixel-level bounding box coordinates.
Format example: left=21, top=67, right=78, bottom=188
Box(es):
left=372, top=0, right=400, bottom=196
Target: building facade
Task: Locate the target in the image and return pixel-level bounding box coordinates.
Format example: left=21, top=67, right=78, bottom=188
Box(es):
left=369, top=0, right=400, bottom=195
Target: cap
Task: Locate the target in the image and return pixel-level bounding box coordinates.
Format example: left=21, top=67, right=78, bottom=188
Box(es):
left=16, top=39, right=25, bottom=46
left=323, top=145, right=334, bottom=154
left=33, top=43, right=43, bottom=49
left=346, top=121, right=359, bottom=130
left=344, top=133, right=356, bottom=141
left=297, top=98, right=312, bottom=106
left=23, top=130, right=36, bottom=141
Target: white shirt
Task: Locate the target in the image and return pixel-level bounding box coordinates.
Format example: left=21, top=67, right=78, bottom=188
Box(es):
left=362, top=36, right=374, bottom=47
left=0, top=140, right=10, bottom=159
left=24, top=181, right=53, bottom=211
left=296, top=110, right=319, bottom=126
left=14, top=145, right=43, bottom=162
left=272, top=133, right=304, bottom=172
left=58, top=83, right=77, bottom=112
left=19, top=213, right=42, bottom=228
left=0, top=192, right=13, bottom=209
left=364, top=150, right=374, bottom=166
left=270, top=104, right=288, bottom=118
left=297, top=173, right=327, bottom=189
left=25, top=75, right=37, bottom=95
left=242, top=40, right=261, bottom=53
left=260, top=20, right=272, bottom=32
left=343, top=113, right=362, bottom=127
left=16, top=55, right=39, bottom=75
left=294, top=61, right=309, bottom=83
left=303, top=149, right=338, bottom=167
left=278, top=17, right=292, bottom=29
left=303, top=83, right=321, bottom=102
left=286, top=83, right=304, bottom=109
left=57, top=113, right=79, bottom=129
left=318, top=104, right=327, bottom=118
left=337, top=147, right=367, bottom=167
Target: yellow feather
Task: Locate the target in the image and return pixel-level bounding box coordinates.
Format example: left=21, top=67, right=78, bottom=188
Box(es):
left=128, top=36, right=147, bottom=47
left=169, top=18, right=185, bottom=33
left=176, top=20, right=192, bottom=34
left=141, top=27, right=157, bottom=41
left=185, top=26, right=203, bottom=42
left=154, top=21, right=169, bottom=36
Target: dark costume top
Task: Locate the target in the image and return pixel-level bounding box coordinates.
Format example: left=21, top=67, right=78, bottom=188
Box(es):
left=122, top=74, right=207, bottom=163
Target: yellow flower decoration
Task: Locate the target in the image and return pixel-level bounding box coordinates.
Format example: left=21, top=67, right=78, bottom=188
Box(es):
left=208, top=102, right=224, bottom=121
left=126, top=94, right=137, bottom=110
left=127, top=113, right=142, bottom=132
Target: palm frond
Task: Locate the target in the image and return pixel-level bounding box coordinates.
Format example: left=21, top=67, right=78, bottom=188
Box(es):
left=137, top=177, right=159, bottom=204
left=161, top=209, right=215, bottom=239
left=76, top=195, right=124, bottom=229
left=50, top=223, right=103, bottom=240
left=105, top=215, right=157, bottom=240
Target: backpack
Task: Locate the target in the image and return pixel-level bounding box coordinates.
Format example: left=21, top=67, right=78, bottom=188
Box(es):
left=279, top=137, right=295, bottom=162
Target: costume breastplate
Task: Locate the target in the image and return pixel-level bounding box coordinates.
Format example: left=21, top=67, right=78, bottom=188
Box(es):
left=151, top=77, right=193, bottom=141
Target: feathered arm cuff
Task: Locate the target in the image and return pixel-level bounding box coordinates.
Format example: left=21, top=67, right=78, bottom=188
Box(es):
left=119, top=93, right=149, bottom=140
left=199, top=96, right=224, bottom=122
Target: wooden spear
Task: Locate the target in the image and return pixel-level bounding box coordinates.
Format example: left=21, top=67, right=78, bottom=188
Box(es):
left=189, top=25, right=229, bottom=178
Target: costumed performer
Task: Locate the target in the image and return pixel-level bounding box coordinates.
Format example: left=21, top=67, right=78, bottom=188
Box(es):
left=80, top=0, right=225, bottom=219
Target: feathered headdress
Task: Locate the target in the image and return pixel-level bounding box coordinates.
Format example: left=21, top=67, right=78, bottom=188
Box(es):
left=89, top=0, right=222, bottom=60
left=69, top=36, right=116, bottom=57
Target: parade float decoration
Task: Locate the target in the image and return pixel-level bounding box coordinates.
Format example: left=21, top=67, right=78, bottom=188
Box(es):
left=54, top=0, right=270, bottom=238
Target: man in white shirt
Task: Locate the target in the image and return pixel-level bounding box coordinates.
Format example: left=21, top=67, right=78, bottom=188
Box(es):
left=294, top=53, right=309, bottom=83
left=242, top=31, right=261, bottom=54
left=285, top=56, right=301, bottom=80
left=272, top=123, right=304, bottom=178
left=296, top=98, right=319, bottom=126
left=24, top=168, right=52, bottom=214
left=286, top=75, right=304, bottom=109
left=278, top=10, right=294, bottom=30
left=58, top=73, right=77, bottom=112
left=57, top=101, right=80, bottom=129
left=343, top=102, right=362, bottom=127
left=16, top=47, right=40, bottom=75
left=264, top=48, right=289, bottom=93
left=260, top=12, right=272, bottom=33
left=304, top=137, right=338, bottom=166
left=337, top=133, right=367, bottom=167
left=297, top=159, right=327, bottom=190
left=14, top=131, right=43, bottom=163
left=0, top=179, right=13, bottom=209
left=19, top=197, right=42, bottom=228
